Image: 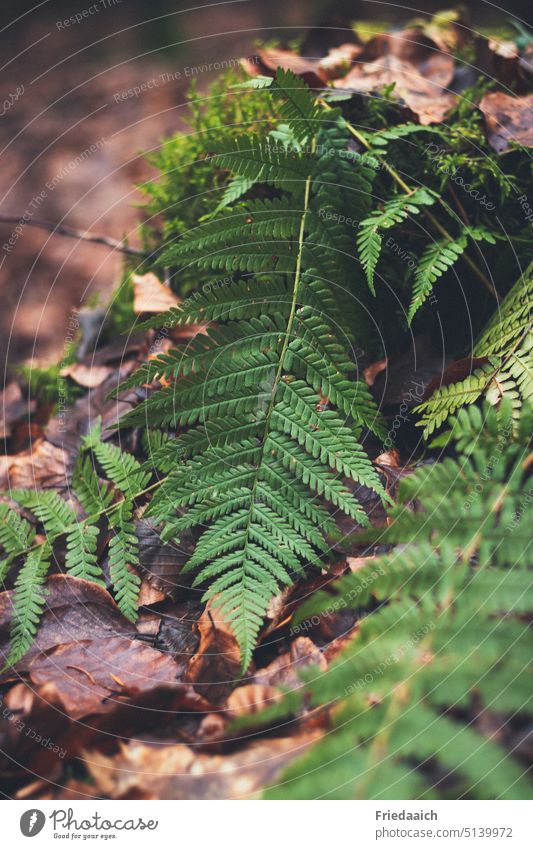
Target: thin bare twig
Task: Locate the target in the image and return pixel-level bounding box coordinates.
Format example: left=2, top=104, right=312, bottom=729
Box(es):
left=0, top=214, right=150, bottom=257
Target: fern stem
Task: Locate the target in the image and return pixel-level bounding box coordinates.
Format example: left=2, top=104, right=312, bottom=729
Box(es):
left=324, top=107, right=500, bottom=303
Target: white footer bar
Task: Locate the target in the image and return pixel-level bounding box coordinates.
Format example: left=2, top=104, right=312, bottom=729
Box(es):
left=6, top=800, right=532, bottom=848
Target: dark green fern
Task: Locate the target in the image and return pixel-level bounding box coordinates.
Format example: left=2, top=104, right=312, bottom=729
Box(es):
left=263, top=400, right=532, bottom=800
left=415, top=261, right=533, bottom=436
left=117, top=70, right=388, bottom=669
left=0, top=420, right=151, bottom=666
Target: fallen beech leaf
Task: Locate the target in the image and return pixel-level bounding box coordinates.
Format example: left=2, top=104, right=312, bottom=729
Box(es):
left=136, top=518, right=196, bottom=600
left=346, top=555, right=379, bottom=573
left=334, top=30, right=456, bottom=124
left=372, top=336, right=450, bottom=408
left=479, top=92, right=533, bottom=152
left=242, top=48, right=328, bottom=87
left=4, top=439, right=70, bottom=492
left=185, top=600, right=242, bottom=702
left=374, top=449, right=401, bottom=467
left=0, top=682, right=90, bottom=783
left=254, top=637, right=327, bottom=689
left=16, top=778, right=97, bottom=801
left=226, top=684, right=282, bottom=718
left=474, top=36, right=521, bottom=89
left=363, top=357, right=387, bottom=386
left=45, top=363, right=140, bottom=460
left=84, top=733, right=321, bottom=799
left=318, top=43, right=363, bottom=79
left=0, top=576, right=130, bottom=676
left=323, top=621, right=360, bottom=663
left=60, top=363, right=113, bottom=388
left=132, top=272, right=179, bottom=314
left=152, top=600, right=202, bottom=669
left=137, top=580, right=167, bottom=607
left=28, top=637, right=185, bottom=719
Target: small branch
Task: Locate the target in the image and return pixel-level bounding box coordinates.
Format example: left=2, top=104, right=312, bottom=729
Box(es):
left=0, top=214, right=150, bottom=257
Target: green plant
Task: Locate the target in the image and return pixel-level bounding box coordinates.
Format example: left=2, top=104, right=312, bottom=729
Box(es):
left=118, top=70, right=390, bottom=669
left=415, top=262, right=533, bottom=436
left=263, top=401, right=532, bottom=800
left=2, top=57, right=531, bottom=686
left=0, top=421, right=148, bottom=667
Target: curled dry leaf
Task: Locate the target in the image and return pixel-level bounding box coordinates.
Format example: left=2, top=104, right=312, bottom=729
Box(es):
left=363, top=357, right=387, bottom=387
left=45, top=363, right=141, bottom=461
left=225, top=683, right=282, bottom=718
left=374, top=448, right=401, bottom=468
left=60, top=363, right=113, bottom=389
left=422, top=356, right=490, bottom=400
left=28, top=636, right=189, bottom=719
left=185, top=600, right=242, bottom=702
left=132, top=272, right=179, bottom=315
left=83, top=733, right=321, bottom=799
left=474, top=36, right=521, bottom=89
left=479, top=91, right=533, bottom=152
left=136, top=518, right=196, bottom=601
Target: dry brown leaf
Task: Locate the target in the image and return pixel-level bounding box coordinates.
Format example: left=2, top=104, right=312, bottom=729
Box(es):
left=346, top=554, right=379, bottom=573
left=479, top=91, right=533, bottom=152
left=3, top=438, right=70, bottom=492
left=318, top=43, right=363, bottom=79
left=0, top=682, right=91, bottom=783
left=474, top=36, right=521, bottom=89
left=45, top=363, right=140, bottom=461
left=0, top=576, right=130, bottom=677
left=242, top=48, right=328, bottom=87
left=334, top=30, right=456, bottom=124
left=363, top=358, right=387, bottom=386
left=254, top=637, right=327, bottom=689
left=375, top=448, right=401, bottom=468
left=83, top=733, right=321, bottom=799
left=28, top=636, right=188, bottom=719
left=185, top=600, right=242, bottom=702
left=132, top=272, right=180, bottom=314
left=225, top=684, right=282, bottom=718
left=60, top=363, right=113, bottom=388
left=136, top=518, right=196, bottom=600
left=137, top=580, right=167, bottom=607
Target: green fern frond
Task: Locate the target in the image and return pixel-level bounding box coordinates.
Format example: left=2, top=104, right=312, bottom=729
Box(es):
left=120, top=79, right=387, bottom=665
left=108, top=500, right=141, bottom=622
left=408, top=235, right=467, bottom=322
left=266, top=402, right=533, bottom=800
left=0, top=504, right=34, bottom=579
left=4, top=543, right=51, bottom=668
left=415, top=262, right=533, bottom=436
left=65, top=522, right=103, bottom=585
left=72, top=454, right=114, bottom=515
left=10, top=489, right=76, bottom=536
left=83, top=420, right=151, bottom=497
left=357, top=189, right=435, bottom=294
